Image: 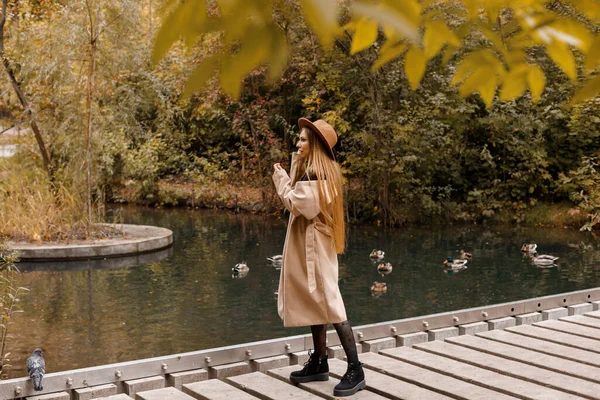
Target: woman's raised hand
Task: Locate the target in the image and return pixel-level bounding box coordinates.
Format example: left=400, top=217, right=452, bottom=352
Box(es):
left=273, top=163, right=283, bottom=172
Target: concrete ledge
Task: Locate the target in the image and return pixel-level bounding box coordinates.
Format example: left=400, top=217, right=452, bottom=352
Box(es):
left=542, top=307, right=568, bottom=320
left=26, top=393, right=71, bottom=400
left=397, top=332, right=428, bottom=347
left=568, top=303, right=594, bottom=316
left=488, top=316, right=516, bottom=330
left=327, top=343, right=362, bottom=359
left=10, top=224, right=173, bottom=261
left=208, top=361, right=251, bottom=379
left=251, top=355, right=289, bottom=373
left=75, top=384, right=118, bottom=400
left=515, top=312, right=542, bottom=326
left=94, top=396, right=132, bottom=400
left=124, top=376, right=165, bottom=398
left=362, top=337, right=396, bottom=353
left=592, top=301, right=600, bottom=311
left=167, top=369, right=208, bottom=390
left=428, top=327, right=459, bottom=341
left=459, top=321, right=488, bottom=335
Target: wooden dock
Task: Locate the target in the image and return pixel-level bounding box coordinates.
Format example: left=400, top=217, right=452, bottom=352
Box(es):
left=7, top=289, right=600, bottom=400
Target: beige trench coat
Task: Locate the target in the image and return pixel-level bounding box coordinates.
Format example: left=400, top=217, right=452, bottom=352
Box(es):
left=272, top=154, right=347, bottom=327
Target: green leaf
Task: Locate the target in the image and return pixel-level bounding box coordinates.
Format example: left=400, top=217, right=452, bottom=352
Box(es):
left=404, top=46, right=426, bottom=90
left=546, top=41, right=577, bottom=80
left=372, top=43, right=407, bottom=71
left=152, top=0, right=207, bottom=65
left=570, top=75, right=600, bottom=105
left=183, top=55, right=221, bottom=98
left=527, top=65, right=546, bottom=103
left=350, top=17, right=379, bottom=54
left=300, top=0, right=339, bottom=49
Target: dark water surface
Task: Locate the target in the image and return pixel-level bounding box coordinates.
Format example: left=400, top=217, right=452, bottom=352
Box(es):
left=9, top=206, right=600, bottom=377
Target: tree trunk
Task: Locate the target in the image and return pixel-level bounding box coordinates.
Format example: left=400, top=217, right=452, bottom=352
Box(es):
left=84, top=39, right=96, bottom=226
left=0, top=0, right=52, bottom=173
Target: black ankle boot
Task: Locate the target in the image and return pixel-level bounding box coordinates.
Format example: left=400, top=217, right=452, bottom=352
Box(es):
left=333, top=362, right=366, bottom=397
left=289, top=351, right=329, bottom=384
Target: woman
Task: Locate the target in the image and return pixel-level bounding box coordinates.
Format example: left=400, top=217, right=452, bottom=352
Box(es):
left=272, top=118, right=365, bottom=397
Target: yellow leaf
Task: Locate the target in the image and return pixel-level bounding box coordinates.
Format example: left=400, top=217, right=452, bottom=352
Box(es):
left=372, top=43, right=407, bottom=71
left=585, top=36, right=600, bottom=71
left=479, top=74, right=497, bottom=108
left=404, top=46, right=426, bottom=90
left=546, top=41, right=577, bottom=80
left=351, top=17, right=379, bottom=54
left=459, top=67, right=492, bottom=97
left=152, top=0, right=206, bottom=65
left=267, top=27, right=288, bottom=82
left=570, top=75, right=600, bottom=105
left=183, top=55, right=220, bottom=98
left=527, top=65, right=546, bottom=103
left=441, top=44, right=457, bottom=66
left=564, top=0, right=600, bottom=22
left=219, top=28, right=270, bottom=99
left=423, top=20, right=458, bottom=60
left=451, top=50, right=501, bottom=86
left=354, top=1, right=419, bottom=43
left=499, top=66, right=528, bottom=102
left=300, top=0, right=339, bottom=49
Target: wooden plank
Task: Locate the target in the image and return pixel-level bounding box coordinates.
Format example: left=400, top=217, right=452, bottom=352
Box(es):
left=446, top=334, right=600, bottom=383
left=227, top=372, right=321, bottom=400
left=412, top=340, right=600, bottom=399
left=477, top=329, right=600, bottom=368
left=136, top=387, right=196, bottom=400
left=534, top=319, right=600, bottom=340
left=328, top=358, right=454, bottom=400
left=560, top=315, right=600, bottom=330
left=182, top=379, right=258, bottom=400
left=506, top=324, right=600, bottom=353
left=584, top=310, right=600, bottom=319
left=380, top=346, right=579, bottom=400
left=267, top=365, right=383, bottom=399
left=358, top=351, right=518, bottom=400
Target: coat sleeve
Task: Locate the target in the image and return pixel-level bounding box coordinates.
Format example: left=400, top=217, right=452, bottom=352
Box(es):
left=272, top=169, right=321, bottom=220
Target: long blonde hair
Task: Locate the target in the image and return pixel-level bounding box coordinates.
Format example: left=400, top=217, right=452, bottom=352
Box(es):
left=293, top=127, right=345, bottom=254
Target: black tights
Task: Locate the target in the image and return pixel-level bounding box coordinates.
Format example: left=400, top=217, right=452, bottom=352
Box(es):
left=310, top=321, right=359, bottom=365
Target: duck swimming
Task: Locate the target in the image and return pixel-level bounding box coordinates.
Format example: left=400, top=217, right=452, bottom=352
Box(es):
left=370, top=249, right=385, bottom=260
left=521, top=243, right=538, bottom=253
left=529, top=254, right=558, bottom=266
left=460, top=250, right=472, bottom=260
left=267, top=255, right=282, bottom=268
left=443, top=257, right=468, bottom=270
left=377, top=262, right=393, bottom=275
left=232, top=262, right=249, bottom=277
left=371, top=281, right=387, bottom=293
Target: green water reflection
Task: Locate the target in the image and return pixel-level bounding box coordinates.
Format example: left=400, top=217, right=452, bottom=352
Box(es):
left=9, top=206, right=600, bottom=378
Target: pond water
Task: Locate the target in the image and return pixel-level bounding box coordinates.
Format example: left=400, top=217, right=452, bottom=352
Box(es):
left=0, top=144, right=17, bottom=158
left=8, top=205, right=600, bottom=378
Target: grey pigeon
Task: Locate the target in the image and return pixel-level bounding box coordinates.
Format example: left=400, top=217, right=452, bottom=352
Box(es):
left=26, top=348, right=45, bottom=391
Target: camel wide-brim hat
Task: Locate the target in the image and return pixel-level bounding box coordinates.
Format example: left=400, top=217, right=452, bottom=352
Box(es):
left=298, top=118, right=337, bottom=159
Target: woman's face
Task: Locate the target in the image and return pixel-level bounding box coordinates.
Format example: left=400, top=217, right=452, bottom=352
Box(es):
left=297, top=129, right=310, bottom=160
